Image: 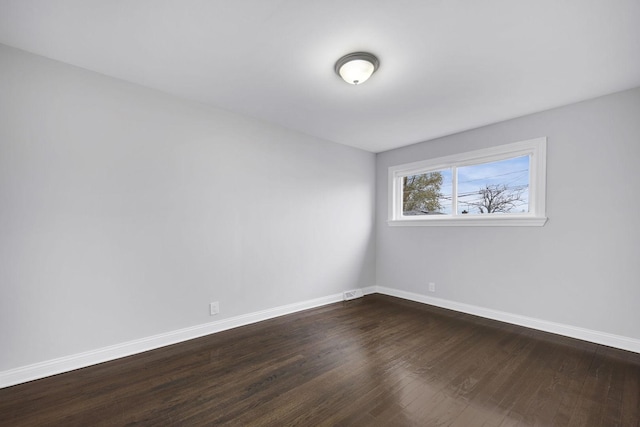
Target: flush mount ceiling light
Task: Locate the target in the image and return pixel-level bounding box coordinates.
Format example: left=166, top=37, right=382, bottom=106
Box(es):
left=334, top=52, right=379, bottom=85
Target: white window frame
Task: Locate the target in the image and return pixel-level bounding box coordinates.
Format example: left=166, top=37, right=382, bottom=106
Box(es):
left=388, top=137, right=547, bottom=227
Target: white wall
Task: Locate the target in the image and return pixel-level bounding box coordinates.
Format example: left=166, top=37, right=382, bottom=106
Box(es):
left=0, top=44, right=376, bottom=372
left=376, top=87, right=640, bottom=341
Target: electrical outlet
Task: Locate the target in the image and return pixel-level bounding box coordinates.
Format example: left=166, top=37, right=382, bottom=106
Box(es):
left=210, top=301, right=219, bottom=315
left=428, top=282, right=436, bottom=293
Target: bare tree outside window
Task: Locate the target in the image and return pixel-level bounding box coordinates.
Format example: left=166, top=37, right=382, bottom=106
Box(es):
left=464, top=184, right=527, bottom=214
left=457, top=156, right=530, bottom=215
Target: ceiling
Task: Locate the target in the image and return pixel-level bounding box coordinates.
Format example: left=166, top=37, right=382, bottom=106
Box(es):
left=1, top=0, right=639, bottom=153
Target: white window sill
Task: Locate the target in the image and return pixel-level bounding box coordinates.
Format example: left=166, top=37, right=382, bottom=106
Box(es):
left=387, top=215, right=548, bottom=227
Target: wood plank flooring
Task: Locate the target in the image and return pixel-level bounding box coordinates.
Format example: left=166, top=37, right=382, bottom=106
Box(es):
left=1, top=294, right=639, bottom=426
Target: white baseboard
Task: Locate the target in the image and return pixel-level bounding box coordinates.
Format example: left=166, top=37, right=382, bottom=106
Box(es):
left=7, top=284, right=633, bottom=389
left=375, top=286, right=640, bottom=354
left=1, top=289, right=377, bottom=389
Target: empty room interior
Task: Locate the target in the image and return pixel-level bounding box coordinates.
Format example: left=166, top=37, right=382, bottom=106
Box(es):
left=1, top=1, right=639, bottom=425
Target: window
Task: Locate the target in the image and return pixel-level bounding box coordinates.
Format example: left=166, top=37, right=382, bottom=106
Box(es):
left=388, top=137, right=547, bottom=226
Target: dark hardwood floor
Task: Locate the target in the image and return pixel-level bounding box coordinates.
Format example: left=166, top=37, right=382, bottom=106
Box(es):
left=1, top=294, right=639, bottom=426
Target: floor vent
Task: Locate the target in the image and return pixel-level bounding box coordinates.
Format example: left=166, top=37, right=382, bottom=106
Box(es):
left=343, top=289, right=363, bottom=301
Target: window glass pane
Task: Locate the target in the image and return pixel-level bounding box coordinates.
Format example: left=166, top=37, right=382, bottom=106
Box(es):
left=457, top=156, right=529, bottom=215
left=402, top=169, right=452, bottom=216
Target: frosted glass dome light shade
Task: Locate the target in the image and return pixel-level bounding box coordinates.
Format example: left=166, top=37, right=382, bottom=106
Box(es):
left=335, top=52, right=379, bottom=85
